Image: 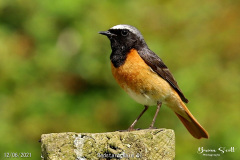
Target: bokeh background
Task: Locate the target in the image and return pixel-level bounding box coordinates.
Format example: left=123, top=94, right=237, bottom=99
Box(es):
left=0, top=0, right=239, bottom=159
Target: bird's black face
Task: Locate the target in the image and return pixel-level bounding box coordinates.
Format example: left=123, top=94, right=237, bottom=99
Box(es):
left=99, top=24, right=147, bottom=68
left=99, top=25, right=147, bottom=52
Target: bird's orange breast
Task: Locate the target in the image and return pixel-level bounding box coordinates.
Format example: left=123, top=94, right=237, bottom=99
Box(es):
left=111, top=49, right=172, bottom=105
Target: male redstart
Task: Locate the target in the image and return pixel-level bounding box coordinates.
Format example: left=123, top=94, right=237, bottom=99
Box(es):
left=99, top=24, right=208, bottom=139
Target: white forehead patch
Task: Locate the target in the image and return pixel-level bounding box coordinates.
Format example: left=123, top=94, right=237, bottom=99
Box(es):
left=111, top=24, right=137, bottom=34
left=110, top=24, right=144, bottom=40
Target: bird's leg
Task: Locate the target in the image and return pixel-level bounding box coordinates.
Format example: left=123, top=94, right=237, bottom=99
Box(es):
left=149, top=101, right=162, bottom=129
left=128, top=105, right=149, bottom=131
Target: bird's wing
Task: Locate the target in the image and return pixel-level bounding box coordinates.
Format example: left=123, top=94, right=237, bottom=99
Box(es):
left=139, top=49, right=189, bottom=103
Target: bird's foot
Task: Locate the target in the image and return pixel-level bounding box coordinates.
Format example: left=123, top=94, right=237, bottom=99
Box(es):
left=148, top=126, right=157, bottom=130
left=117, top=128, right=141, bottom=132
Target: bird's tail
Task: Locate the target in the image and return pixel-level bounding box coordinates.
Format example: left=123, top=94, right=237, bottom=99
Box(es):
left=174, top=101, right=209, bottom=139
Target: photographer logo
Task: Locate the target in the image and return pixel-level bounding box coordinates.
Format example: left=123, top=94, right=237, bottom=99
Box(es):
left=197, top=147, right=236, bottom=157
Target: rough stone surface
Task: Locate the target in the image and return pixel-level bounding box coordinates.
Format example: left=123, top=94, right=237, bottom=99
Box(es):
left=41, top=129, right=175, bottom=160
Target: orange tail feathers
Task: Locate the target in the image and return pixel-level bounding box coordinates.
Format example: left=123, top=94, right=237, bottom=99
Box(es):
left=175, top=102, right=209, bottom=139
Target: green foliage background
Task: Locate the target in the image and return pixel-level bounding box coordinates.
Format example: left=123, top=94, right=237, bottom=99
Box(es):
left=0, top=0, right=239, bottom=159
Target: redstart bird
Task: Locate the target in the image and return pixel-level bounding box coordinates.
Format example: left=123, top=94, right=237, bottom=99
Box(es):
left=99, top=24, right=209, bottom=139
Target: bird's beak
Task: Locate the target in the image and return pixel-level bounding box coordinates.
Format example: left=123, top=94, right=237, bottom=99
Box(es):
left=98, top=31, right=116, bottom=37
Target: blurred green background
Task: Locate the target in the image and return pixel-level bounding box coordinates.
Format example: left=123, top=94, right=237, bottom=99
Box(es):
left=0, top=0, right=239, bottom=159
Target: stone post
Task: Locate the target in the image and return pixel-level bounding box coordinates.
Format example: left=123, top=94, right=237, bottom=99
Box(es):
left=41, top=129, right=175, bottom=160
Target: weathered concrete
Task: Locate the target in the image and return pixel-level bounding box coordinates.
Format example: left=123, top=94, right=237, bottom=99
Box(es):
left=41, top=129, right=175, bottom=160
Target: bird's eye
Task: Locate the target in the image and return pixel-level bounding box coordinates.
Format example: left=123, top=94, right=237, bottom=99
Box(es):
left=121, top=29, right=129, bottom=36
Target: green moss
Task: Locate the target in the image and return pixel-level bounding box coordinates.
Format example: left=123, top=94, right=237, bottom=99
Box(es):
left=41, top=129, right=175, bottom=159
